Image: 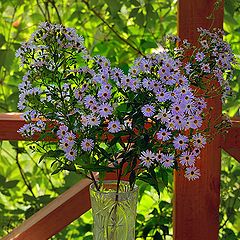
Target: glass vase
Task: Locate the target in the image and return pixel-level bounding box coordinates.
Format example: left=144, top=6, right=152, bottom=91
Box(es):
left=89, top=180, right=138, bottom=240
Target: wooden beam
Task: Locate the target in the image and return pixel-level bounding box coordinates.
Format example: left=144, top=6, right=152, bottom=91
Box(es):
left=221, top=118, right=240, bottom=163
left=2, top=178, right=92, bottom=240
left=0, top=113, right=25, bottom=141
left=174, top=1, right=224, bottom=240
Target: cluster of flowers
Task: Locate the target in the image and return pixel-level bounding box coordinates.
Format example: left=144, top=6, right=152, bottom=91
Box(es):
left=17, top=23, right=234, bottom=181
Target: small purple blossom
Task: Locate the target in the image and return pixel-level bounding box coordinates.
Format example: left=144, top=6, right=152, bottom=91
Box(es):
left=81, top=138, right=94, bottom=151
left=179, top=151, right=195, bottom=166
left=99, top=103, right=113, bottom=118
left=161, top=153, right=175, bottom=168
left=108, top=120, right=121, bottom=133
left=65, top=148, right=77, bottom=161
left=201, top=63, right=210, bottom=73
left=173, top=134, right=189, bottom=150
left=84, top=95, right=97, bottom=108
left=156, top=129, right=172, bottom=141
left=141, top=104, right=155, bottom=117
left=57, top=125, right=68, bottom=139
left=185, top=166, right=201, bottom=180
left=195, top=52, right=205, bottom=62
left=97, top=87, right=111, bottom=101
left=139, top=150, right=156, bottom=168
left=193, top=133, right=207, bottom=148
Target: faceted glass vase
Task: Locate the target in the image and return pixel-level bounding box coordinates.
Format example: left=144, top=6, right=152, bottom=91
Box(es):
left=89, top=180, right=138, bottom=240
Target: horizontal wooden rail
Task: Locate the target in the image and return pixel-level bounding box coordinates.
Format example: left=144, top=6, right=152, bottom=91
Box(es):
left=0, top=113, right=25, bottom=141
left=2, top=178, right=92, bottom=240
left=1, top=113, right=240, bottom=159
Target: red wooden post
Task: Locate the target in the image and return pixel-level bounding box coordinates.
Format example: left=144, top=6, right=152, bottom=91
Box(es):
left=174, top=1, right=224, bottom=239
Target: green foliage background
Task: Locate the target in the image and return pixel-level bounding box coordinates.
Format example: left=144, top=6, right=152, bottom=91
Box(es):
left=0, top=0, right=239, bottom=239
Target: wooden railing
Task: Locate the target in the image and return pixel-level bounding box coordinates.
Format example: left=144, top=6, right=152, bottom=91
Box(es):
left=1, top=1, right=240, bottom=239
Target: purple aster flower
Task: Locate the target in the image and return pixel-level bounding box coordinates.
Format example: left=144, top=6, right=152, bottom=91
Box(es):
left=129, top=65, right=140, bottom=76
left=84, top=95, right=96, bottom=108
left=192, top=148, right=201, bottom=157
left=18, top=80, right=32, bottom=92
left=173, top=134, right=189, bottom=150
left=184, top=101, right=197, bottom=115
left=149, top=80, right=161, bottom=92
left=120, top=75, right=132, bottom=89
left=99, top=103, right=113, bottom=118
left=201, top=63, right=210, bottom=73
left=171, top=102, right=186, bottom=115
left=80, top=115, right=88, bottom=127
left=81, top=138, right=94, bottom=151
left=111, top=67, right=124, bottom=82
left=74, top=88, right=83, bottom=101
left=17, top=123, right=36, bottom=138
left=129, top=78, right=141, bottom=92
left=188, top=115, right=203, bottom=129
left=195, top=52, right=205, bottom=62
left=57, top=125, right=68, bottom=139
left=155, top=88, right=171, bottom=102
left=35, top=120, right=46, bottom=132
left=65, top=148, right=77, bottom=161
left=60, top=138, right=74, bottom=150
left=156, top=129, right=172, bottom=141
left=166, top=120, right=175, bottom=131
left=161, top=153, right=175, bottom=168
left=193, top=133, right=207, bottom=148
left=87, top=114, right=100, bottom=126
left=140, top=58, right=152, bottom=72
left=185, top=166, right=201, bottom=180
left=155, top=151, right=163, bottom=163
left=184, top=63, right=192, bottom=74
left=155, top=109, right=172, bottom=123
left=158, top=65, right=170, bottom=78
left=173, top=115, right=187, bottom=130
left=22, top=110, right=39, bottom=121
left=97, top=87, right=111, bottom=101
left=142, top=78, right=152, bottom=90
left=65, top=132, right=76, bottom=143
left=139, top=150, right=156, bottom=168
left=94, top=56, right=110, bottom=68
left=108, top=120, right=121, bottom=133
left=195, top=97, right=207, bottom=112
left=200, top=39, right=209, bottom=48
left=179, top=151, right=195, bottom=166
left=141, top=104, right=155, bottom=117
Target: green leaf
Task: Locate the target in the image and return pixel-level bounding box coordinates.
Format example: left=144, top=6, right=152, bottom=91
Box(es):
left=9, top=140, right=18, bottom=148
left=225, top=0, right=236, bottom=15
left=4, top=180, right=19, bottom=188
left=161, top=169, right=168, bottom=186
left=129, top=8, right=139, bottom=18
left=0, top=33, right=5, bottom=47
left=140, top=40, right=158, bottom=50
left=0, top=49, right=15, bottom=71
left=154, top=231, right=163, bottom=240
left=0, top=174, right=6, bottom=184
left=138, top=171, right=160, bottom=196
left=105, top=0, right=121, bottom=15
left=23, top=194, right=35, bottom=202
left=82, top=164, right=116, bottom=172
left=39, top=150, right=64, bottom=163
left=135, top=11, right=144, bottom=27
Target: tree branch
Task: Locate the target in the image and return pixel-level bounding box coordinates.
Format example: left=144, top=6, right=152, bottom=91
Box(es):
left=81, top=0, right=144, bottom=56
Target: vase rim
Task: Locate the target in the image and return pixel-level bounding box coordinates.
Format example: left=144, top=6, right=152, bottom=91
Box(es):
left=89, top=180, right=138, bottom=194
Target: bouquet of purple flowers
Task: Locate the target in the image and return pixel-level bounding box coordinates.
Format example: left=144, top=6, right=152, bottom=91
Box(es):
left=17, top=22, right=234, bottom=192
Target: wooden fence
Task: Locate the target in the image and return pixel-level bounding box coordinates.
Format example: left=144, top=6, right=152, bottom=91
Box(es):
left=1, top=0, right=240, bottom=239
